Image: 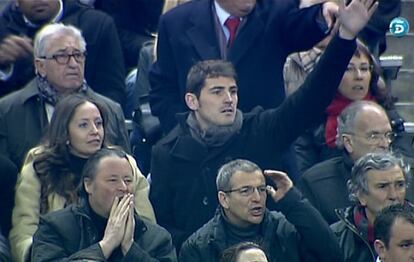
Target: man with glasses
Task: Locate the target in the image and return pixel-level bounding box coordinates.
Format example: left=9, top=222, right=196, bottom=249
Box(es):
left=179, top=159, right=342, bottom=262
left=0, top=23, right=130, bottom=170
left=0, top=0, right=126, bottom=105
left=298, top=101, right=414, bottom=224
left=331, top=152, right=410, bottom=262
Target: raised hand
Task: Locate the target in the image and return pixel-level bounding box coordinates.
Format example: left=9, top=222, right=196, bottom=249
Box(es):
left=121, top=195, right=135, bottom=255
left=99, top=195, right=131, bottom=258
left=338, top=0, right=378, bottom=40
left=264, top=170, right=293, bottom=202
left=0, top=35, right=32, bottom=66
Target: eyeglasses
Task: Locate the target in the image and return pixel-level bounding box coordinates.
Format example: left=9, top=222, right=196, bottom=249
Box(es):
left=348, top=131, right=396, bottom=144
left=345, top=65, right=373, bottom=75
left=223, top=185, right=267, bottom=197
left=39, top=51, right=86, bottom=65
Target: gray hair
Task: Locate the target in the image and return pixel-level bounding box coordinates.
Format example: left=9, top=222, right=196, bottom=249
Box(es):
left=34, top=23, right=86, bottom=58
left=216, top=159, right=262, bottom=191
left=336, top=101, right=386, bottom=148
left=347, top=152, right=409, bottom=202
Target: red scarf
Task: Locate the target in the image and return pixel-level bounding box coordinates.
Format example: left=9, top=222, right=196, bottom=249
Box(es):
left=325, top=92, right=375, bottom=148
left=354, top=206, right=375, bottom=244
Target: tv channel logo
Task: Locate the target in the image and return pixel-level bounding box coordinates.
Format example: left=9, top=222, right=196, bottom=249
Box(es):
left=389, top=17, right=409, bottom=37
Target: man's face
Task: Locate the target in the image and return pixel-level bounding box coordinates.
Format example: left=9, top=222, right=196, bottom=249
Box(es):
left=376, top=218, right=414, bottom=262
left=216, top=0, right=256, bottom=17
left=68, top=102, right=104, bottom=158
left=35, top=34, right=85, bottom=94
left=17, top=0, right=60, bottom=24
left=338, top=54, right=372, bottom=101
left=219, top=170, right=267, bottom=228
left=358, top=165, right=406, bottom=222
left=187, top=76, right=238, bottom=130
left=343, top=106, right=392, bottom=161
left=85, top=156, right=135, bottom=218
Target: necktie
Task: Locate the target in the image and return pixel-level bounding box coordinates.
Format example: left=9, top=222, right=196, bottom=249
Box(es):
left=225, top=17, right=240, bottom=47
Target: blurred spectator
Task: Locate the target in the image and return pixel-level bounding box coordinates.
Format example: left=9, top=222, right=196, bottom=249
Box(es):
left=31, top=148, right=175, bottom=262
left=0, top=0, right=126, bottom=106
left=0, top=23, right=129, bottom=169
left=330, top=152, right=410, bottom=262
left=220, top=242, right=268, bottom=262
left=9, top=94, right=155, bottom=262
left=0, top=229, right=11, bottom=262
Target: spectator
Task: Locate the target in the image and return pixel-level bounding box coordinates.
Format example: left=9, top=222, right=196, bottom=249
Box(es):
left=374, top=204, right=414, bottom=262
left=149, top=0, right=339, bottom=132
left=220, top=242, right=268, bottom=262
left=9, top=94, right=155, bottom=262
left=179, top=159, right=342, bottom=262
left=330, top=152, right=410, bottom=262
left=298, top=101, right=414, bottom=224
left=292, top=40, right=403, bottom=174
left=31, top=147, right=176, bottom=262
left=0, top=0, right=126, bottom=106
left=149, top=0, right=377, bottom=248
left=0, top=23, right=130, bottom=169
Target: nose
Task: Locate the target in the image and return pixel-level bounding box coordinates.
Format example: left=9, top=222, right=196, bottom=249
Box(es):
left=354, top=69, right=364, bottom=79
left=224, top=91, right=233, bottom=103
left=67, top=55, right=79, bottom=67
left=387, top=185, right=397, bottom=201
left=250, top=188, right=262, bottom=201
left=119, top=179, right=128, bottom=192
left=377, top=136, right=391, bottom=149
left=90, top=123, right=99, bottom=134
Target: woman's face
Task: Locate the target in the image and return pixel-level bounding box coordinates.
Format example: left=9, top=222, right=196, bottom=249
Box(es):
left=68, top=101, right=104, bottom=158
left=338, top=53, right=372, bottom=101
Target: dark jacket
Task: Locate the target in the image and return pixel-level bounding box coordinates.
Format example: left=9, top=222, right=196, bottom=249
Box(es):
left=0, top=79, right=130, bottom=169
left=330, top=207, right=376, bottom=262
left=0, top=0, right=126, bottom=105
left=149, top=35, right=356, bottom=249
left=298, top=155, right=354, bottom=225
left=179, top=188, right=342, bottom=262
left=31, top=200, right=177, bottom=262
left=149, top=0, right=328, bottom=131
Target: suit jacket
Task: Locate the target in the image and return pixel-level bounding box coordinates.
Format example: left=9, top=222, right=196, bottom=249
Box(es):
left=149, top=0, right=328, bottom=131
left=0, top=0, right=126, bottom=105
left=0, top=79, right=130, bottom=169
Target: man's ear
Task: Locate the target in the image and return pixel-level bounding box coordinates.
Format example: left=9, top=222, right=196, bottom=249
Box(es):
left=343, top=134, right=354, bottom=154
left=357, top=191, right=367, bottom=207
left=35, top=58, right=47, bottom=78
left=374, top=239, right=387, bottom=260
left=218, top=191, right=229, bottom=210
left=185, top=93, right=199, bottom=111
left=83, top=178, right=92, bottom=195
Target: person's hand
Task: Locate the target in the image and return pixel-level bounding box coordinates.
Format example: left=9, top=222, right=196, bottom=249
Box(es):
left=99, top=195, right=131, bottom=258
left=0, top=35, right=32, bottom=66
left=264, top=170, right=293, bottom=202
left=121, top=194, right=135, bottom=255
left=338, top=0, right=378, bottom=40
left=322, top=1, right=339, bottom=30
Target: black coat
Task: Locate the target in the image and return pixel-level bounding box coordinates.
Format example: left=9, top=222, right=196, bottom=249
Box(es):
left=149, top=0, right=328, bottom=131
left=298, top=155, right=354, bottom=225
left=149, top=35, right=357, bottom=249
left=179, top=188, right=342, bottom=262
left=0, top=0, right=126, bottom=105
left=0, top=80, right=130, bottom=169
left=330, top=207, right=376, bottom=262
left=31, top=200, right=177, bottom=262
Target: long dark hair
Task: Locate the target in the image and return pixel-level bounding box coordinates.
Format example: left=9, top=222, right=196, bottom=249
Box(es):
left=33, top=94, right=109, bottom=214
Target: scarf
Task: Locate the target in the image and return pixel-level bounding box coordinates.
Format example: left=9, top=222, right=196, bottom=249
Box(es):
left=186, top=110, right=243, bottom=147
left=36, top=75, right=89, bottom=106
left=325, top=92, right=375, bottom=148
left=292, top=47, right=323, bottom=74
left=354, top=205, right=375, bottom=244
